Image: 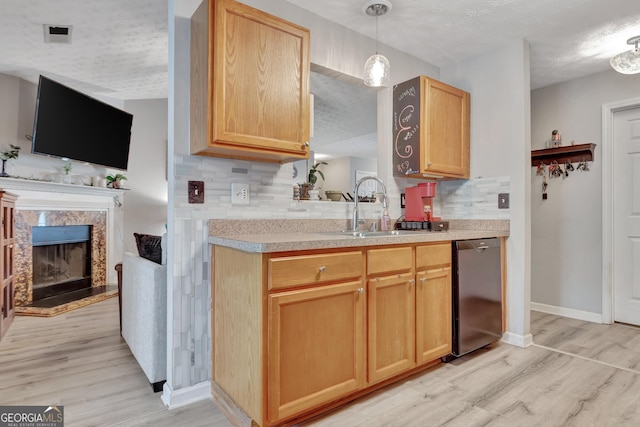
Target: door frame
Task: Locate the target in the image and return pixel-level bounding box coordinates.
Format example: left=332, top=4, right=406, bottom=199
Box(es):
left=601, top=96, right=640, bottom=324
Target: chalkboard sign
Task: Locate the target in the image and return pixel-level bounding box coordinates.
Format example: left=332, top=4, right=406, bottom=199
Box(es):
left=393, top=76, right=421, bottom=177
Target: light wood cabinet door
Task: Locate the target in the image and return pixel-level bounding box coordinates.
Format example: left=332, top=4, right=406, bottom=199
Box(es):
left=268, top=281, right=366, bottom=422
left=415, top=267, right=452, bottom=364
left=191, top=0, right=310, bottom=163
left=422, top=77, right=470, bottom=178
left=393, top=76, right=469, bottom=179
left=367, top=273, right=416, bottom=383
left=0, top=192, right=16, bottom=341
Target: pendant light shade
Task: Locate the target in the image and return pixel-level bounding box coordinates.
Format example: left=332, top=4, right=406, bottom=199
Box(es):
left=610, top=36, right=640, bottom=75
left=364, top=54, right=390, bottom=87
left=363, top=0, right=391, bottom=87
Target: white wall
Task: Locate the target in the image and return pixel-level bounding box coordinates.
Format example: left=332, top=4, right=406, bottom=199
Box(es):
left=0, top=74, right=21, bottom=151
left=441, top=40, right=532, bottom=346
left=121, top=99, right=168, bottom=253
left=530, top=69, right=640, bottom=316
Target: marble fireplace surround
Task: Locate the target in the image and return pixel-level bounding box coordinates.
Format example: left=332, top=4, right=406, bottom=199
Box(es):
left=15, top=210, right=106, bottom=305
left=0, top=178, right=125, bottom=306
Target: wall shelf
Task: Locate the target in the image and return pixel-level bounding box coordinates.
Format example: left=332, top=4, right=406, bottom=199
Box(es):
left=531, top=143, right=596, bottom=167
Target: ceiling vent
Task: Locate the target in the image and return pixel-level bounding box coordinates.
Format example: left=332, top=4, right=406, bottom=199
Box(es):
left=43, top=24, right=72, bottom=43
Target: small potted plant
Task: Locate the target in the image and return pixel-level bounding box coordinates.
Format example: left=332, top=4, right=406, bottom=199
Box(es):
left=299, top=161, right=327, bottom=200
left=307, top=161, right=327, bottom=188
left=0, top=144, right=21, bottom=178
left=106, top=173, right=127, bottom=189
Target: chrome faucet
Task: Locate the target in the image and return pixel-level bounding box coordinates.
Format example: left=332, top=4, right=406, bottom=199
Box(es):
left=352, top=176, right=388, bottom=232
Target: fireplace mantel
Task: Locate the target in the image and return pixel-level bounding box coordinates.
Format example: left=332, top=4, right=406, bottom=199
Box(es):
left=0, top=177, right=126, bottom=197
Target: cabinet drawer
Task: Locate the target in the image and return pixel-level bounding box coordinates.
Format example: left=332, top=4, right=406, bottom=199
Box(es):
left=269, top=251, right=363, bottom=290
left=416, top=243, right=451, bottom=270
left=367, top=247, right=413, bottom=276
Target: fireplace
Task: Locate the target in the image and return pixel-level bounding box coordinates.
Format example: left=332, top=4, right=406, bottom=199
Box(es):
left=31, top=225, right=92, bottom=301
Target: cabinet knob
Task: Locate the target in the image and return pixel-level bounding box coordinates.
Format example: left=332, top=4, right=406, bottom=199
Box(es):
left=420, top=277, right=427, bottom=284
left=357, top=287, right=364, bottom=294
left=408, top=279, right=415, bottom=285
left=303, top=142, right=310, bottom=147
left=318, top=265, right=326, bottom=273
left=427, top=161, right=432, bottom=167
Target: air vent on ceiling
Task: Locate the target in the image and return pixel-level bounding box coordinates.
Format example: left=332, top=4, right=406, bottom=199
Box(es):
left=43, top=24, right=72, bottom=43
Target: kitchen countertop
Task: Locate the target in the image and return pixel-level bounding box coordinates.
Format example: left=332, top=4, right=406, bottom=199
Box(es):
left=209, top=219, right=509, bottom=253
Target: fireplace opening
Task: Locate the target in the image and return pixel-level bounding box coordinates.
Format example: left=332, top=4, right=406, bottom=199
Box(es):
left=32, top=225, right=92, bottom=301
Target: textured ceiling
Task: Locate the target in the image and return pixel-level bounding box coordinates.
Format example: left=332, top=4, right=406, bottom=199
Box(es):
left=1, top=0, right=639, bottom=159
left=311, top=68, right=377, bottom=159
left=285, top=0, right=640, bottom=90
left=0, top=0, right=167, bottom=100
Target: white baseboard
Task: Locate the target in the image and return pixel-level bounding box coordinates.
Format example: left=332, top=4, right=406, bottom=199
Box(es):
left=531, top=302, right=604, bottom=324
left=501, top=331, right=533, bottom=348
left=161, top=381, right=211, bottom=409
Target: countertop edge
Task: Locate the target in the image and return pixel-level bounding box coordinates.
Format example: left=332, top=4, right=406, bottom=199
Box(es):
left=210, top=230, right=509, bottom=253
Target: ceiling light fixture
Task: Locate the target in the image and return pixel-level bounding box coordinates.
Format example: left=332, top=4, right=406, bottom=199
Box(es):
left=610, top=35, right=640, bottom=75
left=363, top=0, right=391, bottom=88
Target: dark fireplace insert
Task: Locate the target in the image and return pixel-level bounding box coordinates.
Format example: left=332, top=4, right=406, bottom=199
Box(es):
left=32, top=225, right=92, bottom=301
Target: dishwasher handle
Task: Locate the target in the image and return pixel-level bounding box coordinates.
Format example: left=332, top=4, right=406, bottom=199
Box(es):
left=454, top=238, right=500, bottom=252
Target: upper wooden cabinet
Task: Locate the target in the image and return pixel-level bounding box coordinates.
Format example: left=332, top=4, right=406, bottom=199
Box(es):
left=393, top=76, right=470, bottom=179
left=190, top=0, right=311, bottom=163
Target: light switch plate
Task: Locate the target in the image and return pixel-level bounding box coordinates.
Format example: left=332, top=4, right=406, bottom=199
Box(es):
left=232, top=183, right=250, bottom=205
left=188, top=181, right=204, bottom=204
left=498, top=193, right=509, bottom=209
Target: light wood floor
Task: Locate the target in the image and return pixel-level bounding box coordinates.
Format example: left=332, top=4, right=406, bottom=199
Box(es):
left=2, top=301, right=640, bottom=426
left=0, top=298, right=231, bottom=427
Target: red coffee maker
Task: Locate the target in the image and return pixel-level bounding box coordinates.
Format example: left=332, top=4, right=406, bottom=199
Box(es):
left=404, top=182, right=440, bottom=221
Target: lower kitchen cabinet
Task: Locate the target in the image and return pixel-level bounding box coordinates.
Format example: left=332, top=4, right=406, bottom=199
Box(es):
left=416, top=244, right=452, bottom=364
left=212, top=241, right=453, bottom=426
left=268, top=281, right=365, bottom=421
left=367, top=272, right=416, bottom=383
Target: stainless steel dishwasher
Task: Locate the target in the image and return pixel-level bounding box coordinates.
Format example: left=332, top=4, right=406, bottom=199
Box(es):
left=447, top=238, right=503, bottom=360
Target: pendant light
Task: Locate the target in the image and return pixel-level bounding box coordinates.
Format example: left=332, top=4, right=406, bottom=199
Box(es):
left=610, top=35, right=640, bottom=75
left=363, top=0, right=392, bottom=87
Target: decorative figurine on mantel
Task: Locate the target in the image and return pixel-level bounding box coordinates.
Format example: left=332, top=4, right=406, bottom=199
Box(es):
left=0, top=144, right=21, bottom=177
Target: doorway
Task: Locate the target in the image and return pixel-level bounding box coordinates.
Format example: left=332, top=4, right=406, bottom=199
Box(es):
left=602, top=98, right=640, bottom=324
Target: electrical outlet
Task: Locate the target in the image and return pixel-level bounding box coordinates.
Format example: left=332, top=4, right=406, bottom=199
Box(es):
left=188, top=181, right=204, bottom=204
left=498, top=193, right=509, bottom=209
left=231, top=183, right=250, bottom=205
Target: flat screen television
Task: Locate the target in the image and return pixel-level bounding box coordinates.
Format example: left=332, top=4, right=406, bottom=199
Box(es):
left=31, top=75, right=133, bottom=170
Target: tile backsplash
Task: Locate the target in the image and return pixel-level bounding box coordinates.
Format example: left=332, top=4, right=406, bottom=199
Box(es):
left=438, top=175, right=510, bottom=219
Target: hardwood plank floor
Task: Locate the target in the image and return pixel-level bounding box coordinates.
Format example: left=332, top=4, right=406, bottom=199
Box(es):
left=0, top=298, right=232, bottom=427
left=3, top=301, right=640, bottom=426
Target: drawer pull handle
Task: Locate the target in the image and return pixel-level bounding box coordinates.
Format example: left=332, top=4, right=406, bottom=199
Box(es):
left=318, top=266, right=326, bottom=273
